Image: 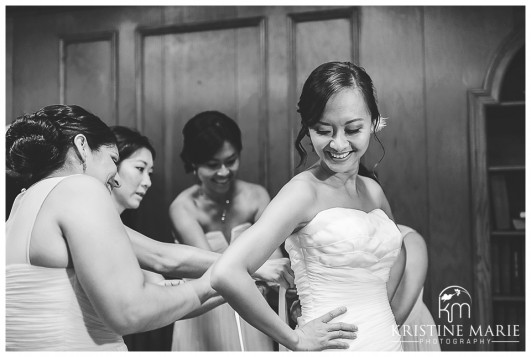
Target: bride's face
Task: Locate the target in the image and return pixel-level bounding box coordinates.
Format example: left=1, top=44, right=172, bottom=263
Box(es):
left=308, top=88, right=372, bottom=174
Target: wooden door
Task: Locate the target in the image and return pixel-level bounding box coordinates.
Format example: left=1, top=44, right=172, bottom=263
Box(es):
left=8, top=6, right=359, bottom=242
left=138, top=7, right=360, bottom=240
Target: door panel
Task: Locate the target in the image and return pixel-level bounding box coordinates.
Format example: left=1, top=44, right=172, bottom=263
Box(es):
left=288, top=9, right=358, bottom=173
left=138, top=18, right=265, bottom=240
left=61, top=33, right=117, bottom=126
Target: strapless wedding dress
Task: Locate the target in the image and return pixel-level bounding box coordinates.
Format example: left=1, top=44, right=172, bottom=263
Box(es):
left=285, top=208, right=403, bottom=351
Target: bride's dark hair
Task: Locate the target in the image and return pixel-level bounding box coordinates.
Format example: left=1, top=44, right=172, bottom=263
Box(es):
left=295, top=61, right=384, bottom=167
left=6, top=104, right=116, bottom=186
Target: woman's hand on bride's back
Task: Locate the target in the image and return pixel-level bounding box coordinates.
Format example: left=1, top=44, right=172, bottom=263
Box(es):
left=252, top=258, right=294, bottom=289
left=292, top=306, right=357, bottom=350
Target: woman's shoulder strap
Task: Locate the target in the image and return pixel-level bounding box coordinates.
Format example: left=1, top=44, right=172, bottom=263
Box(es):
left=6, top=176, right=76, bottom=264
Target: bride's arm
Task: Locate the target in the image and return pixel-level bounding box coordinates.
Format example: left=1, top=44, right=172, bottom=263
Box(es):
left=253, top=184, right=284, bottom=259
left=211, top=179, right=357, bottom=351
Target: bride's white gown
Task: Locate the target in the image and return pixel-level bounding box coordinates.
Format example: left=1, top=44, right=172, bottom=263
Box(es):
left=285, top=208, right=403, bottom=351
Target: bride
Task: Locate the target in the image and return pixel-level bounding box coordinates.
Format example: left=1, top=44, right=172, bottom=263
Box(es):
left=211, top=61, right=407, bottom=351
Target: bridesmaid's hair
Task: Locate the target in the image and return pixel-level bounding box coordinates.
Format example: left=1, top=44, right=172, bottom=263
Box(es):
left=295, top=61, right=383, bottom=167
left=6, top=104, right=116, bottom=186
left=180, top=111, right=242, bottom=173
left=111, top=126, right=156, bottom=164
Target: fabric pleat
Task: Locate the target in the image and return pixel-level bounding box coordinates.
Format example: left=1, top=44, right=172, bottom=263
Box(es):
left=285, top=207, right=403, bottom=351
left=6, top=176, right=127, bottom=351
left=172, top=223, right=274, bottom=351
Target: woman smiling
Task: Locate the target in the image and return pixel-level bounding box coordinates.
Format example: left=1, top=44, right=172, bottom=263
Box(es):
left=170, top=111, right=289, bottom=351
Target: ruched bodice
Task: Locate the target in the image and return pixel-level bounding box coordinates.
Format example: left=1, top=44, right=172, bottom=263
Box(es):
left=6, top=265, right=126, bottom=351
left=6, top=176, right=127, bottom=351
left=285, top=208, right=403, bottom=351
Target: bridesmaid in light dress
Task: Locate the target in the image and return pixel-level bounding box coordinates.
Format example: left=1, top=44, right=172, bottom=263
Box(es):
left=357, top=164, right=440, bottom=351
left=357, top=164, right=441, bottom=351
left=170, top=111, right=291, bottom=351
left=5, top=105, right=218, bottom=351
left=395, top=225, right=441, bottom=351
left=109, top=125, right=293, bottom=350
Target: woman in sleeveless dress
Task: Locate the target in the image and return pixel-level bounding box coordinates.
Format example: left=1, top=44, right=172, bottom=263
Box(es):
left=357, top=164, right=441, bottom=351
left=211, top=62, right=415, bottom=351
left=5, top=105, right=218, bottom=351
left=395, top=225, right=441, bottom=351
left=108, top=126, right=294, bottom=350
left=170, top=111, right=293, bottom=351
left=108, top=126, right=290, bottom=288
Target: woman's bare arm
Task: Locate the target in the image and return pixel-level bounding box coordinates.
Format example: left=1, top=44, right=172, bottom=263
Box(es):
left=211, top=178, right=356, bottom=351
left=169, top=196, right=212, bottom=250
left=126, top=226, right=218, bottom=279
left=54, top=175, right=216, bottom=335
left=253, top=183, right=284, bottom=259
left=391, top=227, right=428, bottom=326
left=157, top=279, right=226, bottom=319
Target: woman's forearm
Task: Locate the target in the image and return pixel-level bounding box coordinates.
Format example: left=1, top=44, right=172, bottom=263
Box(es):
left=123, top=277, right=219, bottom=334
left=211, top=265, right=298, bottom=350
left=126, top=226, right=219, bottom=278
left=182, top=295, right=226, bottom=319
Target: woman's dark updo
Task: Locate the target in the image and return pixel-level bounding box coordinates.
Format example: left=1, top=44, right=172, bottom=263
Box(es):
left=295, top=61, right=382, bottom=166
left=180, top=111, right=242, bottom=173
left=6, top=104, right=116, bottom=186
left=110, top=126, right=156, bottom=164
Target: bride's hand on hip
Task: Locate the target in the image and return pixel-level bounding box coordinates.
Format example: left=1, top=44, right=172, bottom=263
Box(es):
left=292, top=306, right=357, bottom=351
left=253, top=258, right=294, bottom=289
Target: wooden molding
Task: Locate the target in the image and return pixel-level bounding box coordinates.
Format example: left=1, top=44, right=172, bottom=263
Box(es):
left=468, top=27, right=524, bottom=351
left=58, top=30, right=118, bottom=123
left=135, top=15, right=269, bottom=188
left=286, top=7, right=359, bottom=176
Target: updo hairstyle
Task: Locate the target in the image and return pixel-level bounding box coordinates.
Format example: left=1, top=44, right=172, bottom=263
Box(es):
left=110, top=126, right=156, bottom=164
left=6, top=104, right=116, bottom=185
left=295, top=61, right=382, bottom=166
left=180, top=111, right=242, bottom=173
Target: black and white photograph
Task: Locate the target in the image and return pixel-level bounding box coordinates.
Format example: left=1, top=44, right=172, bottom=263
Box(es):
left=4, top=3, right=527, bottom=352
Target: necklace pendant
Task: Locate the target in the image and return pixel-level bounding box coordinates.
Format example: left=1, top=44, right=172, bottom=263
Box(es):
left=220, top=199, right=230, bottom=223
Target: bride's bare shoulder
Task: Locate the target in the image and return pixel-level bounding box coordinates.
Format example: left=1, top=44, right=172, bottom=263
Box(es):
left=283, top=172, right=319, bottom=195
